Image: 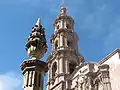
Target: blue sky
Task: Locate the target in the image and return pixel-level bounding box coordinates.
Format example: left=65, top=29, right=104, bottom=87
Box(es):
left=0, top=0, right=120, bottom=90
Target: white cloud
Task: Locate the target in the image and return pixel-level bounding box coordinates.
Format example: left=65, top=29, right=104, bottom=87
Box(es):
left=0, top=72, right=22, bottom=90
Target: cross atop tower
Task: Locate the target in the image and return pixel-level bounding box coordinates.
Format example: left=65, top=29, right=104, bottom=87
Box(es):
left=61, top=0, right=65, bottom=7
left=60, top=0, right=67, bottom=16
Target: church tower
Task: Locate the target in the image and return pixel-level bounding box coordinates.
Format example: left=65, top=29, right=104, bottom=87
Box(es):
left=21, top=18, right=48, bottom=90
left=46, top=7, right=84, bottom=90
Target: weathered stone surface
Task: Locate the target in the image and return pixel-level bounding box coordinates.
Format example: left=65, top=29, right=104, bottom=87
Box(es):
left=100, top=49, right=120, bottom=90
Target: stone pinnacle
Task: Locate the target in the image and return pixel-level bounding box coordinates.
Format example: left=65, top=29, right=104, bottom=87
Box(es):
left=35, top=18, right=40, bottom=27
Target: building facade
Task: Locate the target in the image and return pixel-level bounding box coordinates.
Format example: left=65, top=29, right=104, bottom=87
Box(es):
left=21, top=7, right=120, bottom=90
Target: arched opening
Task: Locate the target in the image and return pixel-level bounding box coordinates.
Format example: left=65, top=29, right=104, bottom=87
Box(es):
left=38, top=74, right=41, bottom=87
left=57, top=25, right=59, bottom=29
left=34, top=72, right=37, bottom=86
left=67, top=40, right=72, bottom=47
left=66, top=24, right=70, bottom=29
left=52, top=62, right=57, bottom=78
left=55, top=41, right=58, bottom=50
left=69, top=63, right=76, bottom=74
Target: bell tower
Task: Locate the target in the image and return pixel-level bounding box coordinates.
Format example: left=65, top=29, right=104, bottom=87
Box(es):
left=46, top=7, right=84, bottom=90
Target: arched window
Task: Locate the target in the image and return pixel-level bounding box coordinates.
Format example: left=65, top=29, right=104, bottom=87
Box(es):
left=38, top=74, right=41, bottom=87
left=56, top=22, right=60, bottom=29
left=52, top=62, right=57, bottom=78
left=55, top=41, right=58, bottom=50
left=66, top=24, right=70, bottom=29
left=69, top=63, right=76, bottom=74
left=34, top=72, right=37, bottom=86
left=67, top=40, right=72, bottom=47
left=57, top=25, right=59, bottom=29
left=66, top=20, right=71, bottom=29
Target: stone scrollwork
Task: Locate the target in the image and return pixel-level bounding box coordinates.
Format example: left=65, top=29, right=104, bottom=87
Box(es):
left=78, top=75, right=89, bottom=90
left=84, top=76, right=89, bottom=90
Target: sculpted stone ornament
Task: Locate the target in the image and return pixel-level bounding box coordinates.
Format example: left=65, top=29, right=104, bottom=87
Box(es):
left=26, top=18, right=47, bottom=60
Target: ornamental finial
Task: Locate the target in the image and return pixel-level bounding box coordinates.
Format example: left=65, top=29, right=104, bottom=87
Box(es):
left=35, top=18, right=40, bottom=27
left=26, top=18, right=47, bottom=60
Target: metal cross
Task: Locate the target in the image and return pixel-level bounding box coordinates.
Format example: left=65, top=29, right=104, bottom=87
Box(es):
left=61, top=0, right=65, bottom=7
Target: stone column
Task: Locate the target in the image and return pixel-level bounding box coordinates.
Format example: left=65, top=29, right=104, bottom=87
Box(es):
left=59, top=53, right=64, bottom=73
left=59, top=59, right=64, bottom=73
left=60, top=33, right=63, bottom=47
left=65, top=57, right=69, bottom=74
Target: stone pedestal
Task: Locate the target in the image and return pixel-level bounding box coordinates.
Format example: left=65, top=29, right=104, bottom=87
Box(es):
left=21, top=59, right=48, bottom=90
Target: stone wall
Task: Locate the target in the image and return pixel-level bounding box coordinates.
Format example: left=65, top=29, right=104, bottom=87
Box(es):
left=101, top=52, right=120, bottom=90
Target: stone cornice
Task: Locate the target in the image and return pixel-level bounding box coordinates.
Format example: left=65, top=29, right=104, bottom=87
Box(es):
left=69, top=62, right=97, bottom=79
left=47, top=73, right=69, bottom=84
left=99, top=48, right=120, bottom=64
left=68, top=62, right=86, bottom=79
left=50, top=81, right=65, bottom=90
left=21, top=59, right=48, bottom=74
left=55, top=73, right=69, bottom=79
left=50, top=29, right=72, bottom=43
left=53, top=15, right=74, bottom=26
left=46, top=47, right=77, bottom=64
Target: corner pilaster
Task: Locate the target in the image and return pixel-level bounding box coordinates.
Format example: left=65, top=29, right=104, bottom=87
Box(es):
left=98, top=64, right=112, bottom=90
